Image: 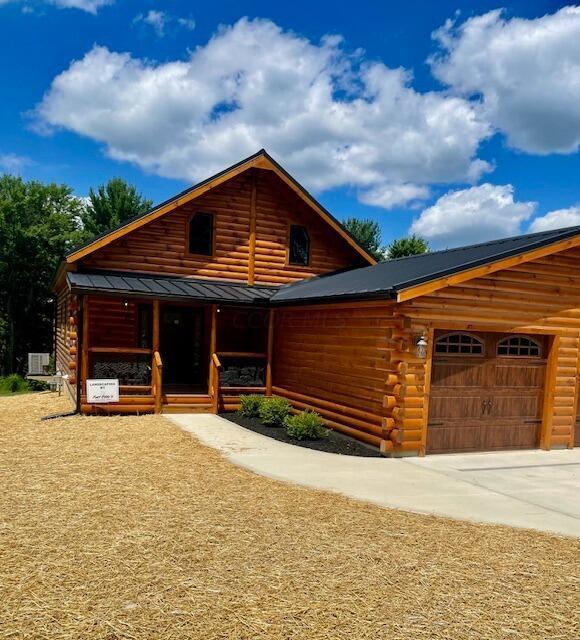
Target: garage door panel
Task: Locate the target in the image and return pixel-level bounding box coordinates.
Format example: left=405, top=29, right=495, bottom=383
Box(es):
left=493, top=364, right=545, bottom=388
left=483, top=421, right=540, bottom=450
left=431, top=362, right=484, bottom=387
left=427, top=422, right=482, bottom=454
left=430, top=395, right=483, bottom=420
left=491, top=395, right=542, bottom=419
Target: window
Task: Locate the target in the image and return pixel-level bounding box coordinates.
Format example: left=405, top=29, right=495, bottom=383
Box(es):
left=289, top=224, right=310, bottom=266
left=188, top=212, right=214, bottom=256
left=435, top=332, right=484, bottom=356
left=497, top=335, right=541, bottom=357
left=137, top=304, right=152, bottom=349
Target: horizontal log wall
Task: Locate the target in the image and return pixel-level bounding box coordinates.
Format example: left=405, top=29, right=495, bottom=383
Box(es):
left=87, top=296, right=140, bottom=348
left=273, top=303, right=398, bottom=450
left=81, top=169, right=363, bottom=285
left=399, top=246, right=580, bottom=453
left=55, top=287, right=78, bottom=401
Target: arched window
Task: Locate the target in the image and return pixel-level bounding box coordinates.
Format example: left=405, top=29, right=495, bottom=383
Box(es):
left=435, top=332, right=484, bottom=356
left=497, top=335, right=541, bottom=357
left=289, top=225, right=310, bottom=266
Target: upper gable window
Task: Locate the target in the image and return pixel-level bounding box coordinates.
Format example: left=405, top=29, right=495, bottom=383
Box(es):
left=289, top=225, right=310, bottom=266
left=188, top=212, right=214, bottom=256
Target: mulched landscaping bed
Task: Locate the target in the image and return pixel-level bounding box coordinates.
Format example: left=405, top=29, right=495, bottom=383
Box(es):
left=219, top=412, right=383, bottom=457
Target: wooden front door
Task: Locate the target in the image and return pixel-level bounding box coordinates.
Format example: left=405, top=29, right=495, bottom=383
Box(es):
left=427, top=331, right=547, bottom=454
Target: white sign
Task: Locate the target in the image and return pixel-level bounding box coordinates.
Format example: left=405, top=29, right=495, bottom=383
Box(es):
left=86, top=379, right=119, bottom=403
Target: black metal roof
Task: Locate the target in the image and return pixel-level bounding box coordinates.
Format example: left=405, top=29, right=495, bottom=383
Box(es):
left=67, top=271, right=276, bottom=305
left=270, top=226, right=580, bottom=304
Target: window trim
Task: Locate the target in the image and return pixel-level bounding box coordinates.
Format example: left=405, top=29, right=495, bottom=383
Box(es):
left=286, top=222, right=311, bottom=268
left=496, top=334, right=542, bottom=358
left=434, top=332, right=485, bottom=357
left=186, top=210, right=215, bottom=258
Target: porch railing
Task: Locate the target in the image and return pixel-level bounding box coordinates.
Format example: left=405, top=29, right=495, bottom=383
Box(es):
left=152, top=350, right=163, bottom=414
left=210, top=353, right=222, bottom=413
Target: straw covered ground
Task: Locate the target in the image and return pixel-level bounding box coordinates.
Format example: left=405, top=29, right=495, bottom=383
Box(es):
left=1, top=393, right=578, bottom=639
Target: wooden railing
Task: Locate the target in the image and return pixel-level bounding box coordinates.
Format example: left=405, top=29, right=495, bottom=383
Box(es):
left=210, top=353, right=222, bottom=414
left=152, top=350, right=163, bottom=414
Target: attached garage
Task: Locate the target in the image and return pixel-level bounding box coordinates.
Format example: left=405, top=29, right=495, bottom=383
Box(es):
left=428, top=331, right=548, bottom=454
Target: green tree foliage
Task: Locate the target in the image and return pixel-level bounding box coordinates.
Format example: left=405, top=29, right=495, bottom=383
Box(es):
left=0, top=176, right=85, bottom=375
left=342, top=217, right=384, bottom=260
left=385, top=234, right=429, bottom=259
left=82, top=178, right=152, bottom=239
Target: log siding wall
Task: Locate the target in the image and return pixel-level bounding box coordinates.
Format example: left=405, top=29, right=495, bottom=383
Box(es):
left=55, top=288, right=78, bottom=402
left=82, top=170, right=362, bottom=285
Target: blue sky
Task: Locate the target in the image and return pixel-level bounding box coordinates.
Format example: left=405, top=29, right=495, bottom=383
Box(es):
left=1, top=0, right=580, bottom=249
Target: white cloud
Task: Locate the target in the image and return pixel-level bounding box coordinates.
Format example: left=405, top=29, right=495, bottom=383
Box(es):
left=34, top=18, right=491, bottom=202
left=0, top=0, right=112, bottom=13
left=410, top=183, right=536, bottom=248
left=359, top=183, right=430, bottom=209
left=529, top=206, right=580, bottom=233
left=0, top=152, right=31, bottom=173
left=134, top=10, right=167, bottom=37
left=134, top=10, right=196, bottom=37
left=431, top=6, right=580, bottom=155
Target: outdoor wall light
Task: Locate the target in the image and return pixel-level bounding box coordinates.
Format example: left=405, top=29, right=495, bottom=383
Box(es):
left=416, top=334, right=428, bottom=359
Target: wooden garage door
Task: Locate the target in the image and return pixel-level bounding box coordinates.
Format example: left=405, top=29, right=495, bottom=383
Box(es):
left=427, top=331, right=547, bottom=454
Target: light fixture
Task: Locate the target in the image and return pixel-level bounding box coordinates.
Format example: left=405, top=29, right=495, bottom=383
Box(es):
left=416, top=334, right=428, bottom=359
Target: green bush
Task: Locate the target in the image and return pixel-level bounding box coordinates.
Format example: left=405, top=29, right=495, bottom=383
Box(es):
left=285, top=410, right=329, bottom=440
left=238, top=394, right=264, bottom=418
left=0, top=374, right=30, bottom=394
left=259, top=396, right=290, bottom=427
left=27, top=378, right=49, bottom=392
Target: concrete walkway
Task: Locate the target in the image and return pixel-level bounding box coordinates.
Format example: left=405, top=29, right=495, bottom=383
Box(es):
left=168, top=413, right=580, bottom=537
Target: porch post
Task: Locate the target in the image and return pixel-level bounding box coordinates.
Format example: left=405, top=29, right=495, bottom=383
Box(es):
left=152, top=300, right=160, bottom=352
left=266, top=309, right=274, bottom=396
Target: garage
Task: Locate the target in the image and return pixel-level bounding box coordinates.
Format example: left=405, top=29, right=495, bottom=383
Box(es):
left=427, top=331, right=548, bottom=454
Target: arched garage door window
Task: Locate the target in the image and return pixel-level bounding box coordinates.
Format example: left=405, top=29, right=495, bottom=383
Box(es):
left=434, top=332, right=484, bottom=356
left=497, top=335, right=542, bottom=357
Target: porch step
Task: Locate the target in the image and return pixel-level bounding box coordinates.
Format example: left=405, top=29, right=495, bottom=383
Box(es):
left=162, top=394, right=211, bottom=405
left=162, top=403, right=213, bottom=414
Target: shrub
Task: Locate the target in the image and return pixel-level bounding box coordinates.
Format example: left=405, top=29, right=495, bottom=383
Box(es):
left=259, top=396, right=290, bottom=427
left=0, top=374, right=29, bottom=394
left=27, top=378, right=49, bottom=392
left=238, top=394, right=264, bottom=418
left=285, top=410, right=329, bottom=440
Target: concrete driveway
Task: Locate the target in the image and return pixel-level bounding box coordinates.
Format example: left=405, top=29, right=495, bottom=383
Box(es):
left=169, top=413, right=580, bottom=537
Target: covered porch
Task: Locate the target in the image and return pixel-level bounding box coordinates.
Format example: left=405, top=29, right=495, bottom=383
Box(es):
left=67, top=272, right=276, bottom=414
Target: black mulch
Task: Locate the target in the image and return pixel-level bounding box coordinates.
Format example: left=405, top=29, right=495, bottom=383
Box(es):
left=219, top=412, right=383, bottom=458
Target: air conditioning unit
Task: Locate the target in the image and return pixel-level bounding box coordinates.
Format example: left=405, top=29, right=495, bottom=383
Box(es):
left=28, top=353, right=50, bottom=375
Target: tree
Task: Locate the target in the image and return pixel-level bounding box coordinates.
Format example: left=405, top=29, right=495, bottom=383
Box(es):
left=385, top=234, right=429, bottom=259
left=0, top=176, right=85, bottom=375
left=81, top=178, right=152, bottom=239
left=342, top=217, right=384, bottom=260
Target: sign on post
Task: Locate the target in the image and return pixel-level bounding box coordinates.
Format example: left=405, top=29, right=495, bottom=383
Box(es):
left=86, top=379, right=119, bottom=403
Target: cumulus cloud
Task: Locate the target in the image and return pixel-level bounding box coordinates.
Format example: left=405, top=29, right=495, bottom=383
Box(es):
left=410, top=183, right=535, bottom=248
left=529, top=206, right=580, bottom=232
left=134, top=10, right=196, bottom=37
left=431, top=6, right=580, bottom=155
left=34, top=18, right=491, bottom=202
left=359, top=183, right=430, bottom=209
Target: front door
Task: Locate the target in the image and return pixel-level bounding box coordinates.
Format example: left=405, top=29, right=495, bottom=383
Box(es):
left=428, top=331, right=547, bottom=454
left=160, top=306, right=206, bottom=392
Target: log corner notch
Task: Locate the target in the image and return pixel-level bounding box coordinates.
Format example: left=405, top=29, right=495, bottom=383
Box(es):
left=381, top=315, right=428, bottom=456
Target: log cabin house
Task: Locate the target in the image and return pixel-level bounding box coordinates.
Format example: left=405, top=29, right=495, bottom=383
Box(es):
left=54, top=150, right=580, bottom=456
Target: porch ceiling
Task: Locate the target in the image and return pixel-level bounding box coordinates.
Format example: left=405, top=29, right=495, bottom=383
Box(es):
left=67, top=271, right=277, bottom=305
